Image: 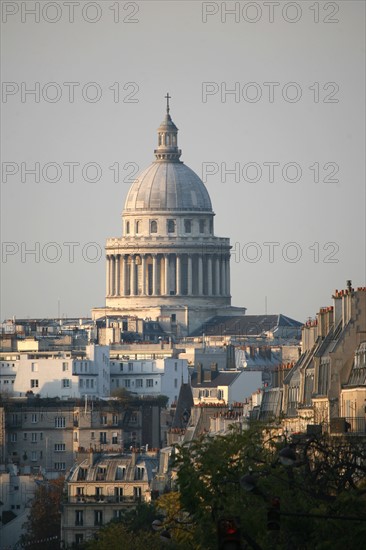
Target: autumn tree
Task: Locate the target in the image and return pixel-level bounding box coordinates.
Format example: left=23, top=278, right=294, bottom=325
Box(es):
left=20, top=477, right=64, bottom=550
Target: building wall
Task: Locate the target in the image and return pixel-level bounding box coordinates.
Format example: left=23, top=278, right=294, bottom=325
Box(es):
left=9, top=345, right=110, bottom=399
left=110, top=358, right=188, bottom=405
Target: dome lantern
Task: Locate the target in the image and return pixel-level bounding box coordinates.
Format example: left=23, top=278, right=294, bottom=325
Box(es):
left=154, top=93, right=182, bottom=162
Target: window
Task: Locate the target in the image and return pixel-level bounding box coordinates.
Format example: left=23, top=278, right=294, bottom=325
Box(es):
left=54, top=462, right=66, bottom=470
left=30, top=379, right=39, bottom=388
left=79, top=379, right=84, bottom=388
left=135, top=220, right=140, bottom=234
left=112, top=433, right=118, bottom=444
left=136, top=379, right=143, bottom=388
left=97, top=467, right=106, bottom=481
left=75, top=534, right=84, bottom=545
left=134, top=487, right=142, bottom=499
left=91, top=431, right=95, bottom=439
left=126, top=221, right=130, bottom=234
left=100, top=432, right=107, bottom=444
left=31, top=433, right=37, bottom=443
left=150, top=220, right=157, bottom=233
left=115, top=487, right=123, bottom=502
left=31, top=363, right=38, bottom=372
left=31, top=451, right=37, bottom=461
left=10, top=433, right=17, bottom=442
left=209, top=219, right=213, bottom=234
left=23, top=433, right=27, bottom=440
left=100, top=415, right=107, bottom=425
left=114, top=509, right=123, bottom=519
left=62, top=362, right=68, bottom=371
left=174, top=378, right=178, bottom=388
left=174, top=362, right=178, bottom=371
left=184, top=219, right=192, bottom=233
left=167, top=219, right=176, bottom=233
left=199, top=220, right=205, bottom=233
left=55, top=417, right=66, bottom=428
left=112, top=415, right=118, bottom=425
left=54, top=443, right=65, bottom=452
left=94, top=510, right=103, bottom=526
left=75, top=510, right=84, bottom=526
left=135, top=467, right=144, bottom=480
left=125, top=379, right=131, bottom=388
left=115, top=466, right=126, bottom=480
left=62, top=379, right=70, bottom=388
left=120, top=364, right=124, bottom=372
left=146, top=379, right=153, bottom=388
left=31, top=413, right=38, bottom=423
left=128, top=362, right=133, bottom=372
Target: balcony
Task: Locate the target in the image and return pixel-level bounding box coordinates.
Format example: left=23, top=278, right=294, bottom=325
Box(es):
left=68, top=495, right=139, bottom=504
left=329, top=417, right=366, bottom=435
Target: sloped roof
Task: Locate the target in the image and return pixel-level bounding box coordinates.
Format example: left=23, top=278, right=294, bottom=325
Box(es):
left=190, top=314, right=302, bottom=337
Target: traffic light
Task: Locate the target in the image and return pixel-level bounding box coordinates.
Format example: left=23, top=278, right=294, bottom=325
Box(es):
left=217, top=516, right=241, bottom=549
left=267, top=497, right=280, bottom=531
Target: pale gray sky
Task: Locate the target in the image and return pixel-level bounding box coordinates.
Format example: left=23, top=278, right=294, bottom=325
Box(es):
left=1, top=0, right=365, bottom=322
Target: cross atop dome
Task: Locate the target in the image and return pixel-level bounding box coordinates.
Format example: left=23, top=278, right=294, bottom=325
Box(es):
left=165, top=92, right=171, bottom=114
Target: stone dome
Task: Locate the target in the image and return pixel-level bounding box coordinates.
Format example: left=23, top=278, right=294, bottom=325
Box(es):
left=123, top=161, right=212, bottom=213
left=123, top=97, right=213, bottom=214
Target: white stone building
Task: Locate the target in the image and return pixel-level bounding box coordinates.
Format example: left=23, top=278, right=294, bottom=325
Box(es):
left=1, top=345, right=110, bottom=399
left=110, top=357, right=188, bottom=405
left=93, top=97, right=245, bottom=335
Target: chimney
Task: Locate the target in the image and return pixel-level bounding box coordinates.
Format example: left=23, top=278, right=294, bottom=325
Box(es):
left=203, top=369, right=212, bottom=383
left=210, top=362, right=218, bottom=374
left=332, top=290, right=342, bottom=326
left=197, top=363, right=203, bottom=384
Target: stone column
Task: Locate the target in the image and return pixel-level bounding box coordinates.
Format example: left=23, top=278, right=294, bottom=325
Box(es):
left=198, top=255, right=203, bottom=295
left=141, top=254, right=146, bottom=295
left=115, top=255, right=120, bottom=296
left=225, top=255, right=230, bottom=296
left=207, top=255, right=212, bottom=296
left=152, top=254, right=157, bottom=296
left=187, top=254, right=193, bottom=296
left=164, top=254, right=169, bottom=295
left=215, top=257, right=220, bottom=296
left=119, top=255, right=124, bottom=296
left=106, top=255, right=110, bottom=296
left=176, top=254, right=181, bottom=295
left=130, top=255, right=136, bottom=296
left=221, top=257, right=226, bottom=296
left=110, top=255, right=115, bottom=296
left=123, top=255, right=128, bottom=296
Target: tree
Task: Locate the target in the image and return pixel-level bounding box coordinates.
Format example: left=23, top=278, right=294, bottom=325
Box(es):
left=20, top=477, right=64, bottom=550
left=173, top=423, right=366, bottom=549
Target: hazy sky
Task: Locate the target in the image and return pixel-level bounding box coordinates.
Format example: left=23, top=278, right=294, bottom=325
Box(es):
left=1, top=0, right=365, bottom=323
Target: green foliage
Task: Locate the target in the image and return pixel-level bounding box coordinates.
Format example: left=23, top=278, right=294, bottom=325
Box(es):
left=20, top=477, right=64, bottom=550
left=82, top=522, right=162, bottom=550
left=173, top=423, right=366, bottom=549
